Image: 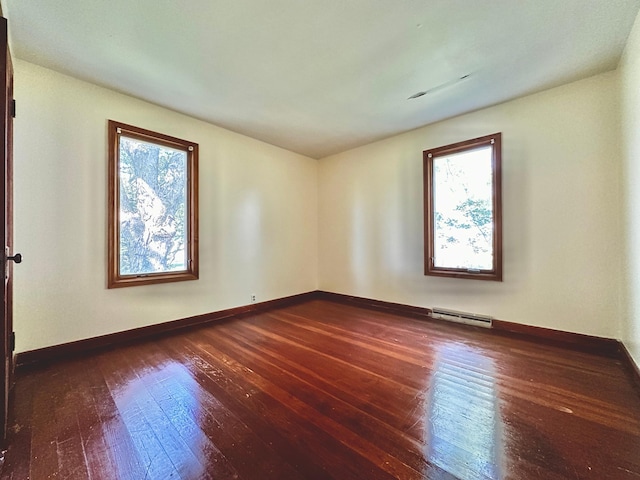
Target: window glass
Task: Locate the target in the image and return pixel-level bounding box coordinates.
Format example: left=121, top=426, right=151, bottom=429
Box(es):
left=424, top=133, right=502, bottom=281
left=108, top=121, right=198, bottom=288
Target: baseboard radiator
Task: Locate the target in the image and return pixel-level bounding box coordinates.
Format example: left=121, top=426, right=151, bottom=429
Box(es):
left=431, top=307, right=493, bottom=328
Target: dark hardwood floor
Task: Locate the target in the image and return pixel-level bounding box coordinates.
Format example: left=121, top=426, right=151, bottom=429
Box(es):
left=1, top=299, right=639, bottom=479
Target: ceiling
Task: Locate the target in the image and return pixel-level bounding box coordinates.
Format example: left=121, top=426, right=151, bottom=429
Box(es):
left=2, top=1, right=639, bottom=159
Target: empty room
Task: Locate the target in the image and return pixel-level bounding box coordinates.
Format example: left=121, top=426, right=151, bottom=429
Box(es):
left=0, top=0, right=639, bottom=479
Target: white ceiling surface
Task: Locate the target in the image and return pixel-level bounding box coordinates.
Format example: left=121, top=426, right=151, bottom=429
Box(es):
left=2, top=1, right=639, bottom=159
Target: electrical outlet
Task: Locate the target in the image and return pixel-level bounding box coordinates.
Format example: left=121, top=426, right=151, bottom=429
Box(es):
left=250, top=294, right=256, bottom=303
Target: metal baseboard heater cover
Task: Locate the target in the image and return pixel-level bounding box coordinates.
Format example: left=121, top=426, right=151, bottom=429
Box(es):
left=431, top=307, right=493, bottom=328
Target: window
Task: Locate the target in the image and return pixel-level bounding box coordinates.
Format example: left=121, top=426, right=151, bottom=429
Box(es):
left=108, top=120, right=198, bottom=288
left=423, top=133, right=502, bottom=281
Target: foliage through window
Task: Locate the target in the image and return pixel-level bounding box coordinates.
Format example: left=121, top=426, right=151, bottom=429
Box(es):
left=108, top=121, right=198, bottom=288
left=423, top=133, right=502, bottom=281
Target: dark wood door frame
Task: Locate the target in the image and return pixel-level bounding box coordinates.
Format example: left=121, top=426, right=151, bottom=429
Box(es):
left=0, top=15, right=14, bottom=450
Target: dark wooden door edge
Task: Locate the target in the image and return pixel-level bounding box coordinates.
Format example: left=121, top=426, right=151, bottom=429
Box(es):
left=15, top=291, right=320, bottom=369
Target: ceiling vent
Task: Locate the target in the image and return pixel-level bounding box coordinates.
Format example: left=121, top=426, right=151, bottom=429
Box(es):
left=431, top=307, right=492, bottom=328
left=407, top=74, right=472, bottom=100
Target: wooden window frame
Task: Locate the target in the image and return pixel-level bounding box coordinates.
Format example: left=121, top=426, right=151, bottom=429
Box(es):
left=107, top=120, right=199, bottom=288
left=423, top=132, right=502, bottom=281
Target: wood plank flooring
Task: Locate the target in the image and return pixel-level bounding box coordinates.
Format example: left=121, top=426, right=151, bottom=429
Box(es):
left=1, top=299, right=640, bottom=479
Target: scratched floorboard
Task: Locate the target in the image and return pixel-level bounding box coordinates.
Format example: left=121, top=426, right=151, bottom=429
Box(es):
left=1, top=299, right=639, bottom=479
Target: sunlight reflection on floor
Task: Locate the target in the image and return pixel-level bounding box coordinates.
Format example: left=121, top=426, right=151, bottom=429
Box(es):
left=425, top=343, right=503, bottom=480
left=111, top=361, right=207, bottom=479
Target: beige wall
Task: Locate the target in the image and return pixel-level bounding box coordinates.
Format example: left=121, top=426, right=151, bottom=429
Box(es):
left=12, top=60, right=318, bottom=353
left=318, top=71, right=622, bottom=338
left=12, top=51, right=630, bottom=352
left=621, top=11, right=640, bottom=367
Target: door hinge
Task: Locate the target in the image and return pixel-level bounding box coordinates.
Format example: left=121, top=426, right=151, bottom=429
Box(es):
left=10, top=99, right=15, bottom=118
left=9, top=332, right=14, bottom=352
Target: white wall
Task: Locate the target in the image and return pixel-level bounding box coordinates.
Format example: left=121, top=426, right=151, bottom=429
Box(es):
left=13, top=60, right=318, bottom=353
left=621, top=11, right=640, bottom=367
left=13, top=54, right=628, bottom=352
left=318, top=71, right=622, bottom=338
